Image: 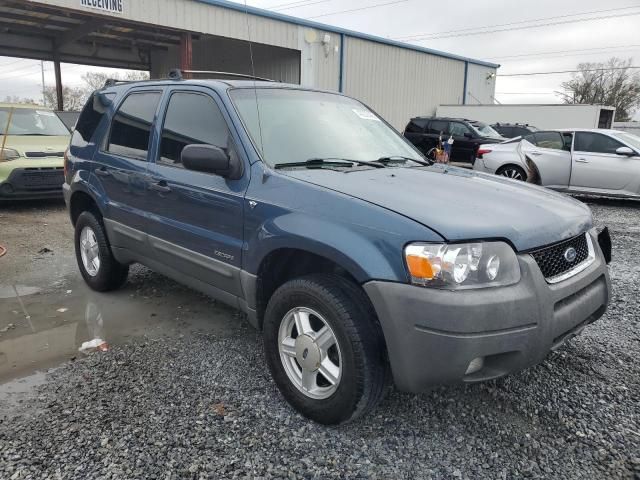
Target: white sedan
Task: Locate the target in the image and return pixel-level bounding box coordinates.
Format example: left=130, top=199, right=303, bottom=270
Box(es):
left=473, top=128, right=640, bottom=199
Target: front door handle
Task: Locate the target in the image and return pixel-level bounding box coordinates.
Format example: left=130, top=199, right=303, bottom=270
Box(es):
left=530, top=151, right=543, bottom=156
left=575, top=158, right=589, bottom=163
left=95, top=167, right=110, bottom=177
left=150, top=180, right=171, bottom=193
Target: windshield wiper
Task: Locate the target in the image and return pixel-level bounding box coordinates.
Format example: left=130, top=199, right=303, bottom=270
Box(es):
left=377, top=156, right=432, bottom=166
left=274, top=158, right=385, bottom=169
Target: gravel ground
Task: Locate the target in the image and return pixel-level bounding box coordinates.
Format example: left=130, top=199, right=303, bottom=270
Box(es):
left=1, top=198, right=639, bottom=479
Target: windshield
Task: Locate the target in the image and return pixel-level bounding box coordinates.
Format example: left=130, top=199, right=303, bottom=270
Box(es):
left=230, top=88, right=423, bottom=167
left=611, top=131, right=640, bottom=151
left=0, top=107, right=70, bottom=136
left=471, top=123, right=503, bottom=139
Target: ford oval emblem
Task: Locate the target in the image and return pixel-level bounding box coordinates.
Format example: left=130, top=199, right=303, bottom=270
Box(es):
left=564, top=247, right=577, bottom=263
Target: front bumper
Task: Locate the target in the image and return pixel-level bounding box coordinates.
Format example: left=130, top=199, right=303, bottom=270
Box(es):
left=364, top=230, right=611, bottom=392
left=0, top=167, right=64, bottom=200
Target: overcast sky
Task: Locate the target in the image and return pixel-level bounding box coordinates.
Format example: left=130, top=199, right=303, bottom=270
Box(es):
left=1, top=0, right=639, bottom=118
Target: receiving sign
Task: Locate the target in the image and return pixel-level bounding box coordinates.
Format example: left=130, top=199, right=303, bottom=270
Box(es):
left=80, top=0, right=123, bottom=14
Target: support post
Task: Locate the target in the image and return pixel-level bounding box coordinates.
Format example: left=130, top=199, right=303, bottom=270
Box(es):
left=462, top=61, right=468, bottom=105
left=53, top=54, right=63, bottom=111
left=180, top=32, right=193, bottom=79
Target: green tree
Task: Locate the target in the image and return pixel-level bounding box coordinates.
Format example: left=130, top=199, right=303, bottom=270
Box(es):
left=559, top=57, right=640, bottom=121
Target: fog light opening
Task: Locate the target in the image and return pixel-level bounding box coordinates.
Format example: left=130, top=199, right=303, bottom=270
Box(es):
left=465, top=357, right=485, bottom=375
left=0, top=183, right=14, bottom=195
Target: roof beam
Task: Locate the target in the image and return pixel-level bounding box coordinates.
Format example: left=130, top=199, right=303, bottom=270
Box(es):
left=54, top=18, right=105, bottom=49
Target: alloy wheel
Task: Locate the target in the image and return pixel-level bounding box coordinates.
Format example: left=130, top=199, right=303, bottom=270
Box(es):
left=277, top=306, right=342, bottom=400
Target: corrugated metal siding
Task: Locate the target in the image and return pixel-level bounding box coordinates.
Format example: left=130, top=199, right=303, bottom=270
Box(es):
left=343, top=37, right=465, bottom=130
left=465, top=63, right=497, bottom=105
left=26, top=0, right=300, bottom=49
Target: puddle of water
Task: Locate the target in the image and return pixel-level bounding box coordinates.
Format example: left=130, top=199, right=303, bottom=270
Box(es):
left=0, top=275, right=243, bottom=386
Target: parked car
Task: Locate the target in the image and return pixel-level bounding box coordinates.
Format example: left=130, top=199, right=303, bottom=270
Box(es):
left=474, top=128, right=640, bottom=198
left=491, top=123, right=538, bottom=138
left=0, top=103, right=71, bottom=200
left=404, top=116, right=505, bottom=165
left=64, top=79, right=611, bottom=424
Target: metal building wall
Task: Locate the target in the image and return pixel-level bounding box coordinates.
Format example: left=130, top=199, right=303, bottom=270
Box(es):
left=343, top=37, right=466, bottom=130
left=464, top=63, right=498, bottom=105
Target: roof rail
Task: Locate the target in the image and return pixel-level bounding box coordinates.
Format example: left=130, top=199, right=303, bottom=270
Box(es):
left=103, top=78, right=135, bottom=88
left=168, top=68, right=275, bottom=82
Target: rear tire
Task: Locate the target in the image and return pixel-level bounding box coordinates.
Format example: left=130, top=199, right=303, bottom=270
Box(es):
left=263, top=274, right=388, bottom=425
left=74, top=211, right=128, bottom=292
left=497, top=165, right=527, bottom=181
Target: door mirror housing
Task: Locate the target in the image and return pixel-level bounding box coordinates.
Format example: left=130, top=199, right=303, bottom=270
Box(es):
left=463, top=132, right=474, bottom=139
left=615, top=146, right=636, bottom=157
left=182, top=144, right=231, bottom=175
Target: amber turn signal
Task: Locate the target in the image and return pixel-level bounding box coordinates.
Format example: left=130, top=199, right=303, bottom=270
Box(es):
left=406, top=254, right=435, bottom=280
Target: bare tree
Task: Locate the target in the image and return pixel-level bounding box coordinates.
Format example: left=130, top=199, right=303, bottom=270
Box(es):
left=42, top=85, right=87, bottom=111
left=559, top=57, right=640, bottom=121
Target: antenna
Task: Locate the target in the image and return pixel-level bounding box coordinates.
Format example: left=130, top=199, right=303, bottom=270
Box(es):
left=243, top=0, right=265, bottom=157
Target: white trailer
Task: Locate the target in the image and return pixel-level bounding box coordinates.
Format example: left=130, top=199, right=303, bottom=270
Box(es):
left=435, top=104, right=615, bottom=130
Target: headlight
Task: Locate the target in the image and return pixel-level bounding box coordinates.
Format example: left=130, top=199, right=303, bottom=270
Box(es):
left=404, top=241, right=520, bottom=289
left=0, top=148, right=20, bottom=161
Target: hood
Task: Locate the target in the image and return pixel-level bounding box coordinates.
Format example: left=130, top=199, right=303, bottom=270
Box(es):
left=281, top=165, right=592, bottom=251
left=0, top=135, right=70, bottom=157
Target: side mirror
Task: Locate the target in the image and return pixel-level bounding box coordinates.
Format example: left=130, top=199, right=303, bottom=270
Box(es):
left=615, top=146, right=636, bottom=157
left=181, top=144, right=230, bottom=174
left=463, top=132, right=474, bottom=139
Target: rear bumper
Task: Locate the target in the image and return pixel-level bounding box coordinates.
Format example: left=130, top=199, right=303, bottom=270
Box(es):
left=0, top=167, right=64, bottom=200
left=364, top=230, right=611, bottom=392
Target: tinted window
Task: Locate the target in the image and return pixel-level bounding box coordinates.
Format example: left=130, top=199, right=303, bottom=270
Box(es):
left=159, top=92, right=231, bottom=167
left=533, top=132, right=564, bottom=150
left=428, top=120, right=448, bottom=135
left=107, top=92, right=161, bottom=160
left=495, top=126, right=513, bottom=137
left=522, top=133, right=537, bottom=145
left=513, top=127, right=531, bottom=137
left=405, top=118, right=428, bottom=133
left=449, top=122, right=473, bottom=137
left=73, top=92, right=115, bottom=146
left=574, top=132, right=624, bottom=154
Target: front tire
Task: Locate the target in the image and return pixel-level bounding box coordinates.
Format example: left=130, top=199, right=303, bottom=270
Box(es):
left=74, top=211, right=128, bottom=291
left=263, top=274, right=388, bottom=425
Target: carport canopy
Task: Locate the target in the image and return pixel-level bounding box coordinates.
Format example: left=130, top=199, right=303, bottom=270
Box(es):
left=0, top=0, right=300, bottom=110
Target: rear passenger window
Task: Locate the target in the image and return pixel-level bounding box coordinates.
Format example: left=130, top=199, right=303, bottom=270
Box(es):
left=159, top=92, right=231, bottom=167
left=533, top=132, right=564, bottom=150
left=428, top=120, right=448, bottom=135
left=72, top=92, right=115, bottom=146
left=107, top=92, right=161, bottom=160
left=405, top=118, right=428, bottom=133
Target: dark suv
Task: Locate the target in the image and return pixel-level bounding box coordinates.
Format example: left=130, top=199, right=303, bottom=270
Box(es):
left=64, top=78, right=611, bottom=425
left=492, top=123, right=538, bottom=139
left=404, top=116, right=505, bottom=164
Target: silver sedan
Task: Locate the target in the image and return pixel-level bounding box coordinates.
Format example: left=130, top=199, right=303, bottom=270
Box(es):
left=473, top=128, right=640, bottom=199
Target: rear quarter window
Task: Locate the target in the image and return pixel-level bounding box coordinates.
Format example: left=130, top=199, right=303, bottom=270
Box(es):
left=72, top=92, right=116, bottom=147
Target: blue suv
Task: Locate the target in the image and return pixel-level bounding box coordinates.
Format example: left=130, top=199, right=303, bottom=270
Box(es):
left=64, top=77, right=611, bottom=424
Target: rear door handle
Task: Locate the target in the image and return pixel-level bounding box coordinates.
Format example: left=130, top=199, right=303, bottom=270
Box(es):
left=95, top=167, right=110, bottom=177
left=575, top=158, right=589, bottom=163
left=150, top=180, right=171, bottom=193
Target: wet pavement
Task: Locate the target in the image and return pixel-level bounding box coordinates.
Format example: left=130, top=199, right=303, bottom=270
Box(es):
left=0, top=201, right=242, bottom=408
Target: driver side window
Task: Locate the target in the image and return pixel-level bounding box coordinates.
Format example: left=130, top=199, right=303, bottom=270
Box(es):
left=574, top=132, right=624, bottom=155
left=159, top=91, right=232, bottom=168
left=449, top=122, right=472, bottom=137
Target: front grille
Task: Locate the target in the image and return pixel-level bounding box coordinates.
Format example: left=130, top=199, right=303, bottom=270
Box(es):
left=18, top=168, right=64, bottom=188
left=530, top=233, right=590, bottom=280
left=24, top=151, right=65, bottom=158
